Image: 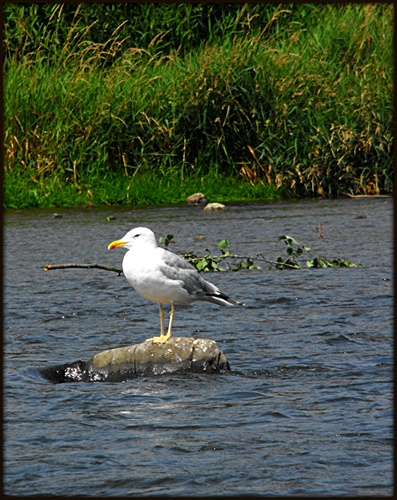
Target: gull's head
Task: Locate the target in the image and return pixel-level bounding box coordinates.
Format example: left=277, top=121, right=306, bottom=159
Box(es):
left=108, top=227, right=157, bottom=251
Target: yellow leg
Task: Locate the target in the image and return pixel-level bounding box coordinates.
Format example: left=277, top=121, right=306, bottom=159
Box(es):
left=145, top=303, right=173, bottom=343
left=159, top=303, right=165, bottom=336
left=167, top=302, right=175, bottom=338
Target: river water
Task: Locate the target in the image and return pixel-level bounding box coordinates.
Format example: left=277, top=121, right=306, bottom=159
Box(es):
left=3, top=197, right=393, bottom=496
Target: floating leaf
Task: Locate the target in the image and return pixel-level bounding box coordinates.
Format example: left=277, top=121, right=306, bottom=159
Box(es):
left=165, top=234, right=174, bottom=247
left=306, top=257, right=362, bottom=268
left=217, top=239, right=229, bottom=250
left=196, top=258, right=209, bottom=271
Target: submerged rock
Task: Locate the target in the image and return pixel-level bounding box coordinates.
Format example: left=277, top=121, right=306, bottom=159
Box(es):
left=186, top=193, right=208, bottom=205
left=203, top=202, right=226, bottom=211
left=38, top=337, right=230, bottom=383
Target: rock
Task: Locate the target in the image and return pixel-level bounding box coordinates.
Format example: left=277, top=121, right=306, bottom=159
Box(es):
left=203, top=202, right=226, bottom=211
left=38, top=360, right=88, bottom=383
left=186, top=193, right=208, bottom=206
left=38, top=337, right=230, bottom=383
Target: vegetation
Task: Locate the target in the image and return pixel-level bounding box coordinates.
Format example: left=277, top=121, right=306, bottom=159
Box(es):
left=4, top=3, right=393, bottom=209
left=3, top=169, right=282, bottom=209
left=171, top=237, right=260, bottom=272
left=44, top=233, right=361, bottom=275
left=178, top=234, right=361, bottom=271
left=272, top=235, right=361, bottom=269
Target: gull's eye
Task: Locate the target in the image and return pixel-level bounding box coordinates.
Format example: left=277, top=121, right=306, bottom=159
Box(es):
left=134, top=234, right=140, bottom=238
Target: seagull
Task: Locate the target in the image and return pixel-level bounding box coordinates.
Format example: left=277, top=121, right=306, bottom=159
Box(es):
left=108, top=227, right=243, bottom=343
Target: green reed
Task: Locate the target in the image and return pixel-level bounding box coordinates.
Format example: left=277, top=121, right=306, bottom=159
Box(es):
left=4, top=3, right=393, bottom=208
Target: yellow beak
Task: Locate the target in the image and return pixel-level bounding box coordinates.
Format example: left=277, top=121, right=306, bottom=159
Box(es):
left=108, top=239, right=127, bottom=250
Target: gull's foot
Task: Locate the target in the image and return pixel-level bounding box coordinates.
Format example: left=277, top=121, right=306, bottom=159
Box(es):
left=145, top=333, right=172, bottom=343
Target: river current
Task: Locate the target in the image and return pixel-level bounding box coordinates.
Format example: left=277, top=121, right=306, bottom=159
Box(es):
left=3, top=197, right=393, bottom=496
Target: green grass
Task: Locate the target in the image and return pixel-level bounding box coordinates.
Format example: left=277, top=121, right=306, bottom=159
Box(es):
left=4, top=169, right=283, bottom=209
left=3, top=3, right=393, bottom=209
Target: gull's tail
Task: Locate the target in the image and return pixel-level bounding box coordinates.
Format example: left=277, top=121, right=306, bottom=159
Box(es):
left=202, top=292, right=244, bottom=307
left=193, top=275, right=244, bottom=306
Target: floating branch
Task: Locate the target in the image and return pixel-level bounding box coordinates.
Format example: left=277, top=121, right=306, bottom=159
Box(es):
left=43, top=235, right=361, bottom=274
left=42, top=254, right=297, bottom=274
left=44, top=263, right=123, bottom=274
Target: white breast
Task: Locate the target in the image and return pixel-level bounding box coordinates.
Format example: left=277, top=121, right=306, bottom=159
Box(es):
left=122, top=247, right=191, bottom=305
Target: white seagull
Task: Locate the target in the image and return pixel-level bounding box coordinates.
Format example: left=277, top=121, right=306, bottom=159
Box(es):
left=108, top=227, right=243, bottom=343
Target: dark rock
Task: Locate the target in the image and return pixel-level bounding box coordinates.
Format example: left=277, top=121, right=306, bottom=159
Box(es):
left=38, top=360, right=88, bottom=383
left=38, top=337, right=230, bottom=383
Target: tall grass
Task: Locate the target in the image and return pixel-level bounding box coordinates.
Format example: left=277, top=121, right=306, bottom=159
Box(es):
left=4, top=3, right=393, bottom=208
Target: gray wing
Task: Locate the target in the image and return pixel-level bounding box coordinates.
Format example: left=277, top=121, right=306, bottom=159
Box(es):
left=158, top=248, right=242, bottom=306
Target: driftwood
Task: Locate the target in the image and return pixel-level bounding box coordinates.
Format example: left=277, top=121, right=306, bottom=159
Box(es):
left=44, top=262, right=123, bottom=274
left=43, top=253, right=300, bottom=273
left=345, top=194, right=391, bottom=198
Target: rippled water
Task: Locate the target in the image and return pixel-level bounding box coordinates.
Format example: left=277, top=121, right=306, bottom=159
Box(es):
left=4, top=198, right=393, bottom=496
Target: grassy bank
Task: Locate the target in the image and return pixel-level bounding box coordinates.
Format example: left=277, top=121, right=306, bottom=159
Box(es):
left=3, top=169, right=282, bottom=209
left=4, top=3, right=393, bottom=209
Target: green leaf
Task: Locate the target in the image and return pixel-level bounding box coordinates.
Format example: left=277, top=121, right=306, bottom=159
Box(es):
left=286, top=235, right=299, bottom=245
left=165, top=234, right=174, bottom=247
left=196, top=259, right=208, bottom=271
left=217, top=239, right=229, bottom=250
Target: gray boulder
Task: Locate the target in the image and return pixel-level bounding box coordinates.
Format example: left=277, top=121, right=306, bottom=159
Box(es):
left=38, top=337, right=230, bottom=383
